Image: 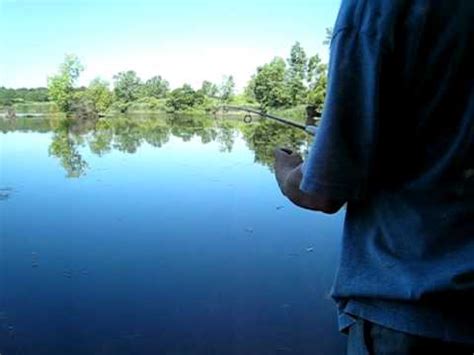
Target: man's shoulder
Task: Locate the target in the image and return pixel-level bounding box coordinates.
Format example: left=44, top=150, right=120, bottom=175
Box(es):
left=334, top=0, right=473, bottom=36
left=332, top=0, right=424, bottom=41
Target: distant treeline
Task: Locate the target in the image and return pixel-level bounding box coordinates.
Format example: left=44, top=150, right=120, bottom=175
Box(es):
left=2, top=32, right=332, bottom=117
left=0, top=87, right=49, bottom=105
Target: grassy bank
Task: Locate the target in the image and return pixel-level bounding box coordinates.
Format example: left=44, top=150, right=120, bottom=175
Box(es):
left=1, top=100, right=311, bottom=124
left=0, top=101, right=59, bottom=115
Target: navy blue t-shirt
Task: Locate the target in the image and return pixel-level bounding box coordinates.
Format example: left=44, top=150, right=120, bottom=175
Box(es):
left=301, top=0, right=474, bottom=344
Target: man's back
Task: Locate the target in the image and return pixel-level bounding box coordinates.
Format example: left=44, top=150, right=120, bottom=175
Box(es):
left=375, top=0, right=473, bottom=190
left=298, top=0, right=474, bottom=345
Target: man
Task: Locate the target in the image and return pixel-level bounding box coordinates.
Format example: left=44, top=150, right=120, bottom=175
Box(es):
left=274, top=0, right=474, bottom=353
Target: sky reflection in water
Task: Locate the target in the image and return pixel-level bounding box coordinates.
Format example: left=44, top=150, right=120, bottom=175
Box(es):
left=0, top=115, right=345, bottom=354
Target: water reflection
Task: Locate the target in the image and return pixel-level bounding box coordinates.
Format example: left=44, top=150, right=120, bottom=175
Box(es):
left=0, top=115, right=345, bottom=354
left=241, top=120, right=309, bottom=170
left=1, top=115, right=310, bottom=177
left=48, top=119, right=89, bottom=178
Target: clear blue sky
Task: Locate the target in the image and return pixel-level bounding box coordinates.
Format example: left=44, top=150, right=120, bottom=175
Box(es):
left=0, top=0, right=341, bottom=90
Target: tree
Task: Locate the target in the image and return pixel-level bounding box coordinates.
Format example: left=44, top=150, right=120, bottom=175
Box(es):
left=47, top=54, right=84, bottom=112
left=0, top=87, right=49, bottom=106
left=253, top=57, right=291, bottom=109
left=243, top=75, right=257, bottom=102
left=287, top=42, right=308, bottom=106
left=323, top=27, right=333, bottom=46
left=84, top=78, right=113, bottom=113
left=166, top=84, right=204, bottom=112
left=141, top=75, right=169, bottom=98
left=200, top=81, right=219, bottom=97
left=219, top=76, right=235, bottom=102
left=307, top=54, right=328, bottom=110
left=113, top=71, right=142, bottom=102
left=307, top=54, right=322, bottom=86
left=288, top=42, right=307, bottom=80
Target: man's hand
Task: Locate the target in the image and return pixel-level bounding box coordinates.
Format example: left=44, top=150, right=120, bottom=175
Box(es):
left=273, top=147, right=344, bottom=214
left=274, top=148, right=303, bottom=193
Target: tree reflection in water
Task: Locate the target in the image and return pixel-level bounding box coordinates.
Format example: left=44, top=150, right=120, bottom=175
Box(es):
left=48, top=118, right=90, bottom=178
left=242, top=120, right=310, bottom=170
left=8, top=115, right=312, bottom=177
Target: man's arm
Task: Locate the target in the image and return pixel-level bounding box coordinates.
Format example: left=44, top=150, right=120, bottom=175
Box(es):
left=274, top=148, right=345, bottom=214
left=273, top=24, right=387, bottom=209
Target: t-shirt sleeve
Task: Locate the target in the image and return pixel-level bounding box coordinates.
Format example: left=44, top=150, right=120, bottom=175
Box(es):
left=300, top=29, right=385, bottom=201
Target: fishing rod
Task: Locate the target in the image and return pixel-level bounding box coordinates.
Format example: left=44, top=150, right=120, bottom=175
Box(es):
left=220, top=105, right=321, bottom=135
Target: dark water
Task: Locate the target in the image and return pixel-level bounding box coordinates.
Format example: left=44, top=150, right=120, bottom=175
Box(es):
left=0, top=115, right=346, bottom=354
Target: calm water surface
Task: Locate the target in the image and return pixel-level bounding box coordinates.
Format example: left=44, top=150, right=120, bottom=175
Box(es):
left=0, top=115, right=345, bottom=354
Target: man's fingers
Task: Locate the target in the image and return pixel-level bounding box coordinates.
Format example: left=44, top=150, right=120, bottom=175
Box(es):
left=274, top=147, right=293, bottom=159
left=280, top=148, right=293, bottom=155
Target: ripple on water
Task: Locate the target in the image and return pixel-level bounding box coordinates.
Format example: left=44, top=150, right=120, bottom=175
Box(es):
left=0, top=187, right=13, bottom=201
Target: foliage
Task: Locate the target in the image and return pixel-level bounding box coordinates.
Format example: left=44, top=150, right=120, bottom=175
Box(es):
left=141, top=75, right=169, bottom=99
left=323, top=27, right=334, bottom=46
left=58, top=78, right=113, bottom=118
left=113, top=70, right=142, bottom=103
left=0, top=87, right=49, bottom=106
left=83, top=78, right=113, bottom=113
left=200, top=81, right=219, bottom=98
left=16, top=30, right=332, bottom=116
left=306, top=54, right=328, bottom=110
left=69, top=92, right=99, bottom=119
left=253, top=57, right=291, bottom=109
left=129, top=97, right=167, bottom=112
left=249, top=41, right=328, bottom=110
left=47, top=54, right=84, bottom=112
left=165, top=84, right=205, bottom=112
left=287, top=41, right=308, bottom=106
left=231, top=93, right=258, bottom=106
left=219, top=76, right=235, bottom=103
left=269, top=105, right=308, bottom=123
left=0, top=102, right=57, bottom=115
left=307, top=75, right=327, bottom=110
left=243, top=75, right=257, bottom=102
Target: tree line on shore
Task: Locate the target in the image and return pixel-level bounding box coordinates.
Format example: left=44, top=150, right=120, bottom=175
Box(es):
left=1, top=36, right=330, bottom=116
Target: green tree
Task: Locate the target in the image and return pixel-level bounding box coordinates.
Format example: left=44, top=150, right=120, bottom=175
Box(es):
left=323, top=27, right=333, bottom=46
left=83, top=78, right=113, bottom=113
left=306, top=54, right=328, bottom=110
left=243, top=75, right=257, bottom=102
left=287, top=42, right=308, bottom=106
left=253, top=57, right=290, bottom=109
left=0, top=87, right=16, bottom=106
left=47, top=54, right=84, bottom=112
left=307, top=54, right=322, bottom=86
left=26, top=88, right=49, bottom=102
left=219, top=76, right=235, bottom=102
left=166, top=84, right=204, bottom=112
left=0, top=87, right=50, bottom=105
left=141, top=75, right=169, bottom=98
left=200, top=81, right=219, bottom=97
left=113, top=71, right=142, bottom=102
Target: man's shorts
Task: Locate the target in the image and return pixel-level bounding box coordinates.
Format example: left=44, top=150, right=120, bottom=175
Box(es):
left=346, top=317, right=474, bottom=355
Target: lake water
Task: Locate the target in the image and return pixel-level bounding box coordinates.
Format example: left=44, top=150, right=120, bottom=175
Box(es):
left=0, top=115, right=346, bottom=354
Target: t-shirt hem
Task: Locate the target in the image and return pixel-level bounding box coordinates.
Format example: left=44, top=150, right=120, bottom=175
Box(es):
left=339, top=299, right=474, bottom=345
